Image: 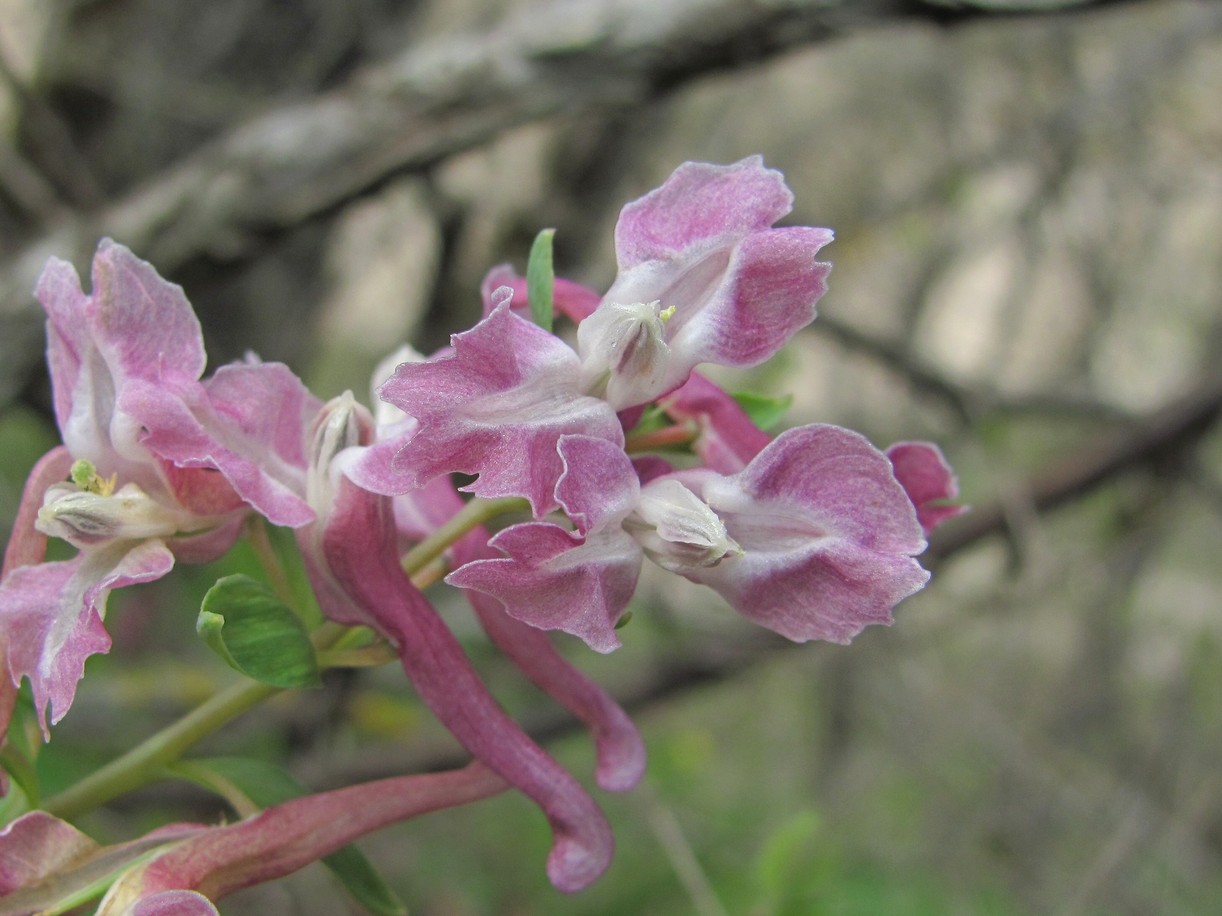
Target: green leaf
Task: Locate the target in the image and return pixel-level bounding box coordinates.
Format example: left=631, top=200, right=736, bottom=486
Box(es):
left=731, top=391, right=793, bottom=430
left=526, top=228, right=556, bottom=333
left=183, top=757, right=407, bottom=916
left=754, top=808, right=822, bottom=902
left=322, top=846, right=407, bottom=916
left=197, top=575, right=320, bottom=688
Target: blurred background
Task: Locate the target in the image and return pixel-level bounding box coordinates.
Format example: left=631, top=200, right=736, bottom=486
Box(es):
left=1, top=0, right=1221, bottom=912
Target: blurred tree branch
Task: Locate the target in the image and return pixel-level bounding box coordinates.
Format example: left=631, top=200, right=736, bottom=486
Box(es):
left=273, top=367, right=1220, bottom=790
left=0, top=0, right=1142, bottom=404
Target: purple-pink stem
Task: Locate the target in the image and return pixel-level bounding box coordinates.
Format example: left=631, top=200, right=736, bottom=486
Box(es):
left=136, top=763, right=506, bottom=902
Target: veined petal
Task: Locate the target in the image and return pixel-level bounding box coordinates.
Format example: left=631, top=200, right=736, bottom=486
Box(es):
left=448, top=522, right=642, bottom=655
left=554, top=435, right=640, bottom=535
left=378, top=298, right=622, bottom=515
left=683, top=425, right=930, bottom=644
left=614, top=157, right=792, bottom=266
left=0, top=810, right=99, bottom=896
left=120, top=363, right=317, bottom=528
left=668, top=225, right=833, bottom=370
left=0, top=538, right=174, bottom=733
left=38, top=241, right=206, bottom=442
left=0, top=813, right=205, bottom=914
left=85, top=240, right=207, bottom=384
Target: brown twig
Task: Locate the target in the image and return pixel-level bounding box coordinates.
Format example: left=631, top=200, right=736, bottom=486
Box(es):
left=0, top=0, right=1140, bottom=403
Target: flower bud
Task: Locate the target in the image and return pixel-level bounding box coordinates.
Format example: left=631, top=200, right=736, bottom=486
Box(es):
left=36, top=481, right=190, bottom=548
left=624, top=478, right=740, bottom=574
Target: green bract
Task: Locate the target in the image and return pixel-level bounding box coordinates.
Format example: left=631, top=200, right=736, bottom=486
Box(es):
left=197, top=575, right=320, bottom=689
left=527, top=227, right=556, bottom=332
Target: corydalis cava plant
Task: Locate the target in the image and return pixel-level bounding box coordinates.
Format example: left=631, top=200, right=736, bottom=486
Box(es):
left=0, top=156, right=962, bottom=912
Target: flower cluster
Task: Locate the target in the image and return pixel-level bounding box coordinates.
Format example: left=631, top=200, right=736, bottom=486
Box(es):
left=0, top=157, right=961, bottom=911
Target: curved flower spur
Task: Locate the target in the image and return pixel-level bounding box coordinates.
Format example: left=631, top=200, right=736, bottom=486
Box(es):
left=0, top=157, right=963, bottom=911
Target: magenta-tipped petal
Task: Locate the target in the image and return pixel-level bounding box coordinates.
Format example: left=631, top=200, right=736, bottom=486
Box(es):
left=886, top=441, right=967, bottom=536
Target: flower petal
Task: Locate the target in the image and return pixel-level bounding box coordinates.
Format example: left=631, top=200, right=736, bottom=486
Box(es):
left=410, top=470, right=645, bottom=793
left=459, top=573, right=646, bottom=792
left=661, top=372, right=770, bottom=473
left=0, top=539, right=174, bottom=733
left=378, top=299, right=622, bottom=515
left=886, top=441, right=967, bottom=536
left=668, top=225, right=832, bottom=370
left=120, top=362, right=317, bottom=528
left=587, top=159, right=833, bottom=409
left=613, top=157, right=792, bottom=266
left=2, top=446, right=74, bottom=576
left=37, top=241, right=206, bottom=445
left=686, top=425, right=930, bottom=644
left=448, top=521, right=641, bottom=655
left=101, top=765, right=503, bottom=911
left=554, top=435, right=641, bottom=535
left=0, top=810, right=97, bottom=896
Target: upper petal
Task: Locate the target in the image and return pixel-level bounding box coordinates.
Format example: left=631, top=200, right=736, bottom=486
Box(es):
left=120, top=362, right=317, bottom=528
left=87, top=240, right=207, bottom=383
left=37, top=242, right=207, bottom=444
left=668, top=225, right=833, bottom=370
left=378, top=299, right=622, bottom=515
left=614, top=157, right=793, bottom=267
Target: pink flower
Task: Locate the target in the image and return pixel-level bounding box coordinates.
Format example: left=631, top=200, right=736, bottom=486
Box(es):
left=0, top=241, right=318, bottom=735
left=347, top=355, right=646, bottom=794
left=578, top=157, right=833, bottom=409
left=94, top=765, right=505, bottom=913
left=451, top=424, right=930, bottom=651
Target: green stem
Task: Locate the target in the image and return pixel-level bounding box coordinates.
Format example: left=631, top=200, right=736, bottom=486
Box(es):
left=624, top=422, right=698, bottom=453
left=166, top=760, right=260, bottom=819
left=42, top=677, right=279, bottom=821
left=400, top=496, right=529, bottom=575
left=39, top=498, right=528, bottom=822
left=43, top=622, right=350, bottom=821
